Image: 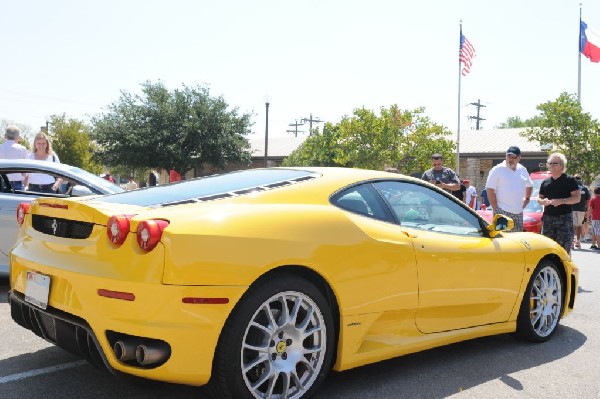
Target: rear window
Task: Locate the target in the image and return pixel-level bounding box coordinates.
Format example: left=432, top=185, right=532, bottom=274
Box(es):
left=96, top=169, right=318, bottom=206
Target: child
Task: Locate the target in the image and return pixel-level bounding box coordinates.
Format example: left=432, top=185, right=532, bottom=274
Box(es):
left=589, top=186, right=600, bottom=250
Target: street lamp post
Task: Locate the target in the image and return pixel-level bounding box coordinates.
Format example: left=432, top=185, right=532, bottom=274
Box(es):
left=264, top=95, right=270, bottom=167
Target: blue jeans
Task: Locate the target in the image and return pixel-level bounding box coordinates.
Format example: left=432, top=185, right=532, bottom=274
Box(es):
left=28, top=183, right=56, bottom=193
left=10, top=181, right=23, bottom=190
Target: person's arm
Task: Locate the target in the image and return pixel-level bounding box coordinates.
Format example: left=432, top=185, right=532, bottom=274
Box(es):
left=486, top=188, right=498, bottom=210
left=523, top=186, right=533, bottom=208
left=52, top=177, right=64, bottom=192
left=547, top=189, right=581, bottom=207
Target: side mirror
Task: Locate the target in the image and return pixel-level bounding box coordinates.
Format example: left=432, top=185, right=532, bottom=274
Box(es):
left=70, top=185, right=94, bottom=197
left=487, top=214, right=515, bottom=237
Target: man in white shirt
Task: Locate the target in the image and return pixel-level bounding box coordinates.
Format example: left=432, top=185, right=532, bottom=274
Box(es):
left=464, top=179, right=477, bottom=209
left=125, top=176, right=138, bottom=191
left=485, top=146, right=533, bottom=232
left=0, top=126, right=28, bottom=190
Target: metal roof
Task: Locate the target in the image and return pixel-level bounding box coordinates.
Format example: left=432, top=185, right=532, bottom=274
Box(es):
left=249, top=135, right=308, bottom=158
left=456, top=128, right=546, bottom=155
left=248, top=128, right=547, bottom=159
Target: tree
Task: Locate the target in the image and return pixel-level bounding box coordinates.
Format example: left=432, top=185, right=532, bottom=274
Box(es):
left=283, top=105, right=456, bottom=175
left=91, top=81, right=253, bottom=176
left=520, top=92, right=600, bottom=183
left=47, top=114, right=102, bottom=173
left=283, top=123, right=339, bottom=167
left=496, top=115, right=543, bottom=129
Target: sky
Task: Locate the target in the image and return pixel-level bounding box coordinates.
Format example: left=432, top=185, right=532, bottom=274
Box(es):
left=2, top=0, right=599, bottom=142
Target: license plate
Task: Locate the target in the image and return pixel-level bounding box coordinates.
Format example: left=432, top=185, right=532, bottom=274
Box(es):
left=25, top=271, right=51, bottom=310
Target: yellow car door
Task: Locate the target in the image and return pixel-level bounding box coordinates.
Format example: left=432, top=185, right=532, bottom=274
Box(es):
left=410, top=228, right=525, bottom=333
left=373, top=180, right=526, bottom=334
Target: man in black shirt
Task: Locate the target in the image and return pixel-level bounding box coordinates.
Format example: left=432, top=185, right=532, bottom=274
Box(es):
left=537, top=153, right=581, bottom=253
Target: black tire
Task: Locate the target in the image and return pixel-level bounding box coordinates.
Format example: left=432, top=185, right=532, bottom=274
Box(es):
left=516, top=260, right=564, bottom=342
left=209, top=273, right=335, bottom=399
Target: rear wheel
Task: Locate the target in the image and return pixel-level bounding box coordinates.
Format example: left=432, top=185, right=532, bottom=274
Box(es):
left=516, top=260, right=564, bottom=342
left=210, top=273, right=334, bottom=399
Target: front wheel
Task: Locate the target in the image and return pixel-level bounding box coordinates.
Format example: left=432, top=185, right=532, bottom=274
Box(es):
left=516, top=260, right=564, bottom=342
left=210, top=273, right=335, bottom=399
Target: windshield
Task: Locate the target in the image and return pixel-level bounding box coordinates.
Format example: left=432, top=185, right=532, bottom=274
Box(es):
left=98, top=169, right=318, bottom=206
left=525, top=198, right=543, bottom=213
left=67, top=166, right=124, bottom=194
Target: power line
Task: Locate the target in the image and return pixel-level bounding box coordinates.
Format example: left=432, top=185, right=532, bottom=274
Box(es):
left=468, top=99, right=486, bottom=130
left=287, top=119, right=305, bottom=137
left=300, top=113, right=322, bottom=135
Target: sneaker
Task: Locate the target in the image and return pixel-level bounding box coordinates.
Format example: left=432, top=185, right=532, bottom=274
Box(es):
left=591, top=244, right=599, bottom=250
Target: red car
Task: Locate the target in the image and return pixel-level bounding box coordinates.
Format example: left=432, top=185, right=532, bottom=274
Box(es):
left=530, top=171, right=552, bottom=197
left=477, top=198, right=543, bottom=233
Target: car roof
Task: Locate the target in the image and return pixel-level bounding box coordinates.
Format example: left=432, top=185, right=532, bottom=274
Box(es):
left=94, top=167, right=420, bottom=208
left=0, top=159, right=81, bottom=173
left=0, top=159, right=123, bottom=194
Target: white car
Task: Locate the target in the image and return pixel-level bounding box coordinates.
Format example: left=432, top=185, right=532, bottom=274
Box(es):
left=0, top=159, right=124, bottom=276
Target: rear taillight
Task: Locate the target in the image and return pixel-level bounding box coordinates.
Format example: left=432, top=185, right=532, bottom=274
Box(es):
left=107, top=215, right=131, bottom=246
left=136, top=220, right=169, bottom=252
left=16, top=202, right=31, bottom=225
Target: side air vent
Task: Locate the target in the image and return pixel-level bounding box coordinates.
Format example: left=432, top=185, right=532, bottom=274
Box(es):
left=265, top=181, right=291, bottom=189
left=199, top=193, right=234, bottom=201
left=162, top=199, right=197, bottom=207
left=32, top=215, right=94, bottom=239
left=292, top=176, right=316, bottom=183
left=233, top=187, right=265, bottom=195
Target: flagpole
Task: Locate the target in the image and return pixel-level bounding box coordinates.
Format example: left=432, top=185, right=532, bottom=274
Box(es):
left=456, top=21, right=463, bottom=175
left=578, top=3, right=582, bottom=103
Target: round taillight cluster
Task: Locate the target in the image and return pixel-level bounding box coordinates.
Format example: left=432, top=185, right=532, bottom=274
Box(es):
left=106, top=215, right=131, bottom=245
left=136, top=220, right=169, bottom=252
left=16, top=202, right=31, bottom=225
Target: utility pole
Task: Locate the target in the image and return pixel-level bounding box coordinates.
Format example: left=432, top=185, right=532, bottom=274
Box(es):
left=287, top=120, right=305, bottom=137
left=468, top=99, right=486, bottom=130
left=301, top=113, right=322, bottom=135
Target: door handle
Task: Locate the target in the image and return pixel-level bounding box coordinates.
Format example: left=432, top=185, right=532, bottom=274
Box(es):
left=401, top=230, right=417, bottom=238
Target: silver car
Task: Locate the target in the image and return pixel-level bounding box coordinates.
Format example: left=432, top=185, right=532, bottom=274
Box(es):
left=0, top=159, right=124, bottom=276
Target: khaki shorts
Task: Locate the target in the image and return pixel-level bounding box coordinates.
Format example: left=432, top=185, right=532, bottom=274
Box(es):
left=572, top=211, right=586, bottom=226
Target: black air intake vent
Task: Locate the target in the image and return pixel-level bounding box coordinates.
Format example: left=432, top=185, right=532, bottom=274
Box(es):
left=32, top=215, right=94, bottom=239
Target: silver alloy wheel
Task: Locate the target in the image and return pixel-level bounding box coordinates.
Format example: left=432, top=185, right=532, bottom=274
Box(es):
left=241, top=291, right=327, bottom=399
left=529, top=265, right=562, bottom=337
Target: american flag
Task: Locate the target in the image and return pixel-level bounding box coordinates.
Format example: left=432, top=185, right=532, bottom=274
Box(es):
left=459, top=33, right=476, bottom=76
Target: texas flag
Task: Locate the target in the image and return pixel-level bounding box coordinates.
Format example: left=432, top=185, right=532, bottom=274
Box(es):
left=580, top=20, right=600, bottom=62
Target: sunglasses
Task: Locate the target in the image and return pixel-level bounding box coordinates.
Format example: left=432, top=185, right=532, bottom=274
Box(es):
left=546, top=162, right=560, bottom=165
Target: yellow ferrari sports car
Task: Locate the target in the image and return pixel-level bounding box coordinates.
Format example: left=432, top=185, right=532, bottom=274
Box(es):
left=8, top=167, right=578, bottom=398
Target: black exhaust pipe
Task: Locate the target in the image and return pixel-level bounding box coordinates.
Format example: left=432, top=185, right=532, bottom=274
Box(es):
left=113, top=340, right=137, bottom=362
left=135, top=342, right=170, bottom=366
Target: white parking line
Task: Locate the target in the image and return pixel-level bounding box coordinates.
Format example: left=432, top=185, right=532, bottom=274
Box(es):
left=0, top=360, right=88, bottom=384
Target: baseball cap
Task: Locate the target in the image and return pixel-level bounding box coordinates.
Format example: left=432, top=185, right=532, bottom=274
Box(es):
left=506, top=146, right=521, bottom=156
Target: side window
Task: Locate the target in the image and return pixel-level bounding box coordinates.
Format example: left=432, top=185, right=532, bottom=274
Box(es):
left=373, top=181, right=483, bottom=236
left=0, top=174, right=10, bottom=193
left=332, top=183, right=390, bottom=221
